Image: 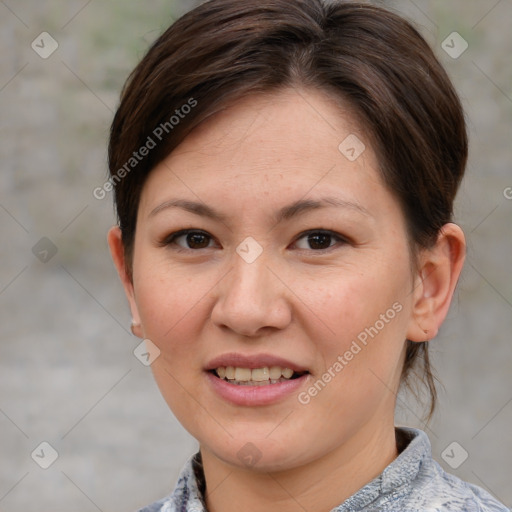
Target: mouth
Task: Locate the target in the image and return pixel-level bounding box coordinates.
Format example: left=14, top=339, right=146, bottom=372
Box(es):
left=209, top=366, right=309, bottom=386
left=204, top=353, right=311, bottom=405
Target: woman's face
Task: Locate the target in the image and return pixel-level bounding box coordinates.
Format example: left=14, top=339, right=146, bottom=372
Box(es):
left=124, top=88, right=421, bottom=471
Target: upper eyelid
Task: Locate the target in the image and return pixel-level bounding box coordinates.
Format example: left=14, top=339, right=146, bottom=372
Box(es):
left=161, top=229, right=218, bottom=246
left=294, top=229, right=347, bottom=242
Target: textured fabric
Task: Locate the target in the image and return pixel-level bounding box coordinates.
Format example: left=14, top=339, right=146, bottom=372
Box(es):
left=138, top=427, right=509, bottom=512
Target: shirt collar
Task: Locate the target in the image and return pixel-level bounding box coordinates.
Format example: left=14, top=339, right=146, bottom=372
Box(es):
left=334, top=427, right=431, bottom=511
left=168, top=427, right=431, bottom=512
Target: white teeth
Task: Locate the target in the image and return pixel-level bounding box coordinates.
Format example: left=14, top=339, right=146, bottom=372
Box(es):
left=251, top=367, right=269, bottom=381
left=234, top=367, right=252, bottom=381
left=214, top=365, right=301, bottom=384
left=269, top=366, right=282, bottom=380
left=281, top=367, right=293, bottom=379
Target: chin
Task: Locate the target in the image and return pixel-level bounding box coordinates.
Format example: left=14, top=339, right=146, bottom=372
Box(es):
left=202, top=434, right=312, bottom=474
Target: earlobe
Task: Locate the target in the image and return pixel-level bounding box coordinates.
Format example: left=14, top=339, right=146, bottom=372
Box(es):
left=407, top=223, right=466, bottom=342
left=107, top=226, right=143, bottom=338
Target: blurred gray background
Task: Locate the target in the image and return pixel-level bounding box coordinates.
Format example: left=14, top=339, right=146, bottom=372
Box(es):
left=0, top=1, right=511, bottom=511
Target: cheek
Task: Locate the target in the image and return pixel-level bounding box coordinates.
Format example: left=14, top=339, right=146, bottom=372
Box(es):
left=131, top=260, right=214, bottom=419
left=301, top=262, right=412, bottom=405
left=132, top=255, right=213, bottom=357
left=303, top=266, right=410, bottom=345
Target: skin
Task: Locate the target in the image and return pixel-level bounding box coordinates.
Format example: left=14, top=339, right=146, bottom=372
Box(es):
left=108, top=88, right=465, bottom=512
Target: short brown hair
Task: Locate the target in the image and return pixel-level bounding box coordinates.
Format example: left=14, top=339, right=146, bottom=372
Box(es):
left=108, top=0, right=468, bottom=420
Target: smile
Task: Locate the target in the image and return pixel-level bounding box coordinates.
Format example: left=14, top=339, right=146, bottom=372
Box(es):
left=211, top=366, right=308, bottom=386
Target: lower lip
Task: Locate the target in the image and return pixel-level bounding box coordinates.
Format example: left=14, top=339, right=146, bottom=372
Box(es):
left=205, top=371, right=309, bottom=406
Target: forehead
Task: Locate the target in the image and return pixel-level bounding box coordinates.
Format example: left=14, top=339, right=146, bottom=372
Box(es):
left=172, top=88, right=367, bottom=164
left=139, top=88, right=386, bottom=214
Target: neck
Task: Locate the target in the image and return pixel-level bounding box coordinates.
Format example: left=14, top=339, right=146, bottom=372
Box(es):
left=201, top=423, right=399, bottom=512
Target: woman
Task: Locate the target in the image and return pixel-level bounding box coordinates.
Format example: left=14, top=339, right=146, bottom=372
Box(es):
left=107, top=1, right=508, bottom=510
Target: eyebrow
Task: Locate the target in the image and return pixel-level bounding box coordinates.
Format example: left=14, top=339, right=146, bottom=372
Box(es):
left=148, top=196, right=372, bottom=223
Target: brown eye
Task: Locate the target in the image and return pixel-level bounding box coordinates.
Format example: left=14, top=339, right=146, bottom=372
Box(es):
left=306, top=233, right=333, bottom=250
left=294, top=230, right=346, bottom=251
left=164, top=230, right=214, bottom=250
left=185, top=232, right=211, bottom=249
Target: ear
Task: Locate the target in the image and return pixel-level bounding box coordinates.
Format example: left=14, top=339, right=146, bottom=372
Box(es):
left=406, top=223, right=466, bottom=342
left=107, top=226, right=143, bottom=338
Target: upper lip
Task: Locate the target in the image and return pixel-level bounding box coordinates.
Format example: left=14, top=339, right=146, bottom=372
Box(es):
left=205, top=352, right=309, bottom=373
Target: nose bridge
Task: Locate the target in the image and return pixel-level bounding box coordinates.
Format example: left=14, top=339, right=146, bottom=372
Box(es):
left=230, top=252, right=271, bottom=302
left=210, top=247, right=291, bottom=336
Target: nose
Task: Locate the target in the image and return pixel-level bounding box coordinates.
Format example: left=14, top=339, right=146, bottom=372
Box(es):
left=210, top=254, right=292, bottom=337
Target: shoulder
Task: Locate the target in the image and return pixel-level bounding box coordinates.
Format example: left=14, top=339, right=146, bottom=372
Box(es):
left=136, top=494, right=204, bottom=512
left=370, top=428, right=509, bottom=512
left=401, top=451, right=508, bottom=512
left=136, top=496, right=172, bottom=512
left=135, top=451, right=206, bottom=512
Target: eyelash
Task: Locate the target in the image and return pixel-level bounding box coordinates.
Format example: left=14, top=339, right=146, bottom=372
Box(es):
left=160, top=229, right=349, bottom=253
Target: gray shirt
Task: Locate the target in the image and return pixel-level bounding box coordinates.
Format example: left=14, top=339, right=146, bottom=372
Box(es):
left=138, top=427, right=509, bottom=512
